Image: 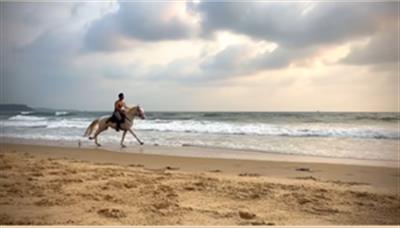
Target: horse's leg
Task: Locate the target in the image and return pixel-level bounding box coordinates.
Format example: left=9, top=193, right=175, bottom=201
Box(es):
left=120, top=130, right=127, bottom=148
left=93, top=127, right=107, bottom=147
left=128, top=129, right=144, bottom=145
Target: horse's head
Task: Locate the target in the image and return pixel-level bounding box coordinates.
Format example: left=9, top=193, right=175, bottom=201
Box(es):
left=136, top=105, right=146, bottom=119
left=126, top=105, right=146, bottom=120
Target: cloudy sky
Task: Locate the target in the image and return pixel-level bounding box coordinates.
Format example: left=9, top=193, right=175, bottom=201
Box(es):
left=1, top=1, right=398, bottom=111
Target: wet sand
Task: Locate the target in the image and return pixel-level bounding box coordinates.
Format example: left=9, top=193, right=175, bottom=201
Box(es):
left=0, top=143, right=399, bottom=225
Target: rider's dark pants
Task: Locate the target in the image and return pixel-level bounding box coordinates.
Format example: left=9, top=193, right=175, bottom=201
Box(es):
left=114, top=110, right=126, bottom=131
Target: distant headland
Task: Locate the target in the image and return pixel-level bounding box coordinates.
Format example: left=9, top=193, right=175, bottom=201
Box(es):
left=0, top=104, right=33, bottom=111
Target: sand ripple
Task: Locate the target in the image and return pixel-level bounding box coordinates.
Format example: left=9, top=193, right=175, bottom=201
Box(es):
left=0, top=151, right=399, bottom=225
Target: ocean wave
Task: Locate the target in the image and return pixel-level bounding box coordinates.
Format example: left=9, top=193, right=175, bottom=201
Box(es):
left=202, top=113, right=223, bottom=118
left=8, top=115, right=47, bottom=121
left=46, top=119, right=88, bottom=129
left=354, top=115, right=400, bottom=122
left=55, top=111, right=70, bottom=116
left=2, top=115, right=398, bottom=140
left=0, top=133, right=84, bottom=142
left=3, top=117, right=89, bottom=129
left=134, top=120, right=399, bottom=140
left=2, top=122, right=48, bottom=128
left=20, top=111, right=34, bottom=115
left=1, top=130, right=397, bottom=161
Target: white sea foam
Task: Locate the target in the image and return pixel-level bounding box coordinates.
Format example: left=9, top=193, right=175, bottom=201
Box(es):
left=1, top=111, right=398, bottom=161
left=46, top=119, right=89, bottom=129
left=55, top=111, right=69, bottom=116
left=20, top=111, right=33, bottom=115
left=2, top=117, right=398, bottom=139
left=135, top=120, right=398, bottom=140
left=4, top=116, right=89, bottom=129
left=8, top=115, right=47, bottom=121
left=1, top=128, right=398, bottom=161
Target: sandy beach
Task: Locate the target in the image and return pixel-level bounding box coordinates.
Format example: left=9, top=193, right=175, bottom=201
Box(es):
left=0, top=142, right=399, bottom=225
left=2, top=0, right=399, bottom=226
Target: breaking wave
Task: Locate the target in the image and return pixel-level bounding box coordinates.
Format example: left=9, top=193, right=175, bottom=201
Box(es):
left=134, top=120, right=399, bottom=140
left=3, top=113, right=399, bottom=140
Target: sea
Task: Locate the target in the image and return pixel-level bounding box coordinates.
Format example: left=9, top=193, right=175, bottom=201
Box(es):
left=0, top=110, right=399, bottom=162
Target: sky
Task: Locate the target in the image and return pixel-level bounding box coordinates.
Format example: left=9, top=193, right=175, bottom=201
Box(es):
left=0, top=1, right=398, bottom=112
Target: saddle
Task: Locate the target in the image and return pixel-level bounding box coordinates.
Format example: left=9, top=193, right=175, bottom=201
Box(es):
left=106, top=114, right=119, bottom=124
left=106, top=111, right=125, bottom=131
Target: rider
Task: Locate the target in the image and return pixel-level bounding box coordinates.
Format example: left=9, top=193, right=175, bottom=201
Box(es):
left=113, top=92, right=129, bottom=131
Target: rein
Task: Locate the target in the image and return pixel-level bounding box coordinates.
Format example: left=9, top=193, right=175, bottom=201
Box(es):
left=125, top=115, right=133, bottom=122
left=125, top=107, right=139, bottom=122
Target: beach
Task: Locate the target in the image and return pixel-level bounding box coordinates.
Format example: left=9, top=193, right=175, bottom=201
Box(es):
left=2, top=0, right=399, bottom=226
left=2, top=0, right=400, bottom=225
left=0, top=142, right=399, bottom=225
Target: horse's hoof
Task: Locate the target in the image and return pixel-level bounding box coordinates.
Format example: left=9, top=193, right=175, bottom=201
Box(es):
left=89, top=137, right=93, bottom=140
left=121, top=144, right=127, bottom=148
left=140, top=142, right=144, bottom=145
left=96, top=144, right=101, bottom=147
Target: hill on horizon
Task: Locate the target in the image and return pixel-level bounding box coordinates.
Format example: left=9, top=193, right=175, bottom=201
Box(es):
left=0, top=104, right=33, bottom=111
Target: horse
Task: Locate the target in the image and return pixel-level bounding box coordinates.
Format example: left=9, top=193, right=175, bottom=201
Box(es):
left=83, top=105, right=146, bottom=147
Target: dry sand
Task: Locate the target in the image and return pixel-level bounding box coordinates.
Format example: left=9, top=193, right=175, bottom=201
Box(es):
left=0, top=143, right=399, bottom=225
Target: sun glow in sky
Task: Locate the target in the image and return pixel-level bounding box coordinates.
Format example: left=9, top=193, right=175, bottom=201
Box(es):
left=0, top=1, right=398, bottom=111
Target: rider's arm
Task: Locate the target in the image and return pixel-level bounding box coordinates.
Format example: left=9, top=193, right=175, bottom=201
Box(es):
left=123, top=102, right=129, bottom=110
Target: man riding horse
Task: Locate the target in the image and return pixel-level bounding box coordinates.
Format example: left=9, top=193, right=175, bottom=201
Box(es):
left=84, top=93, right=146, bottom=147
left=109, top=93, right=129, bottom=131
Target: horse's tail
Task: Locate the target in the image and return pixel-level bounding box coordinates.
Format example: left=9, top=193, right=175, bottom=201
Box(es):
left=83, top=119, right=100, bottom=137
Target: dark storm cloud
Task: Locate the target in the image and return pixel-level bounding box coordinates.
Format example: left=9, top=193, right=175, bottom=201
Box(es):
left=200, top=45, right=250, bottom=72
left=82, top=1, right=398, bottom=72
left=0, top=1, right=112, bottom=109
left=83, top=13, right=123, bottom=52
left=0, top=2, right=84, bottom=106
left=187, top=1, right=398, bottom=77
left=1, top=1, right=398, bottom=111
left=2, top=27, right=85, bottom=107
left=141, top=42, right=315, bottom=85
left=196, top=2, right=397, bottom=48
left=342, top=29, right=398, bottom=66
left=199, top=44, right=311, bottom=79
left=83, top=1, right=195, bottom=52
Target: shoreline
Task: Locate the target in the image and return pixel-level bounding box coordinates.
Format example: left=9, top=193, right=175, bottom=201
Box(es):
left=1, top=142, right=398, bottom=193
left=0, top=142, right=399, bottom=225
left=1, top=137, right=397, bottom=168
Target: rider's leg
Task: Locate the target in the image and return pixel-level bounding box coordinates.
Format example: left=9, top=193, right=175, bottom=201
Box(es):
left=114, top=111, right=122, bottom=132
left=121, top=112, right=126, bottom=123
left=118, top=112, right=126, bottom=131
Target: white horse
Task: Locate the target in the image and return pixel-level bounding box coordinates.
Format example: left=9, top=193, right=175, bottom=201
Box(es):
left=83, top=105, right=146, bottom=147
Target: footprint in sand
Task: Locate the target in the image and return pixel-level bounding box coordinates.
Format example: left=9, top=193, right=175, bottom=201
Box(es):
left=128, top=164, right=144, bottom=168
left=208, top=169, right=221, bottom=173
left=251, top=220, right=275, bottom=225
left=97, top=208, right=126, bottom=218
left=238, top=173, right=260, bottom=177
left=238, top=210, right=256, bottom=219
left=296, top=168, right=312, bottom=172
left=294, top=176, right=317, bottom=181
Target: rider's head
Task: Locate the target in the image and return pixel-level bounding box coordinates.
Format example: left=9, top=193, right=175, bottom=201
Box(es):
left=118, top=93, right=124, bottom=100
